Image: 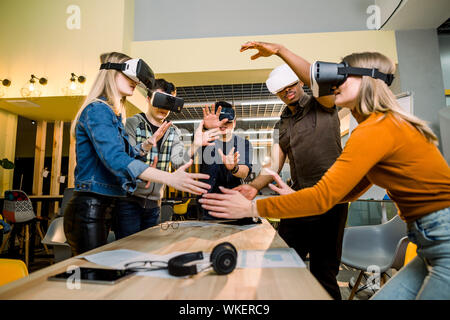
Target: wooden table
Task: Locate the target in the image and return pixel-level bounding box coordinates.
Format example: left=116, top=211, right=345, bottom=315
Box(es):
left=0, top=219, right=331, bottom=300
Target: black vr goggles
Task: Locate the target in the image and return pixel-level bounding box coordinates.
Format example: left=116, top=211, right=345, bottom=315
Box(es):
left=150, top=91, right=184, bottom=113
left=100, top=58, right=155, bottom=91
left=216, top=101, right=235, bottom=122
left=309, top=61, right=395, bottom=97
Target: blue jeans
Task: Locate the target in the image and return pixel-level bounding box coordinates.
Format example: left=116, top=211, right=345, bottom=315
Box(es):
left=115, top=199, right=160, bottom=240
left=372, top=207, right=450, bottom=300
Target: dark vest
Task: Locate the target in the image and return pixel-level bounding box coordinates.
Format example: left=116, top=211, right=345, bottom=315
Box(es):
left=276, top=94, right=342, bottom=190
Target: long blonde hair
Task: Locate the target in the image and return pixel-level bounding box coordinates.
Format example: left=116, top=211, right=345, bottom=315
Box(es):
left=343, top=52, right=438, bottom=145
left=70, top=52, right=132, bottom=137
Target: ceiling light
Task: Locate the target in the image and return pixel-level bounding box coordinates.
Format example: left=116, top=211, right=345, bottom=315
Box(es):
left=235, top=130, right=273, bottom=135
left=249, top=139, right=273, bottom=143
left=240, top=117, right=280, bottom=122
left=171, top=119, right=202, bottom=124
left=239, top=99, right=282, bottom=106
left=171, top=117, right=280, bottom=124
left=183, top=99, right=283, bottom=108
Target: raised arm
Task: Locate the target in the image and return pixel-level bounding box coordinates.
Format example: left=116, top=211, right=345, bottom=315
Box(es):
left=240, top=41, right=335, bottom=108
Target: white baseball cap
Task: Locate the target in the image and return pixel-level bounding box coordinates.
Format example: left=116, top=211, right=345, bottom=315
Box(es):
left=266, top=64, right=299, bottom=94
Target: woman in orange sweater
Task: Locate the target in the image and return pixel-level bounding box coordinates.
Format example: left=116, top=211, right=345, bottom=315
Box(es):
left=199, top=42, right=450, bottom=300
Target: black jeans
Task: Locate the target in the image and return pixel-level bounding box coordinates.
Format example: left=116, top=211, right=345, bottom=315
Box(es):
left=63, top=191, right=116, bottom=256
left=278, top=203, right=348, bottom=300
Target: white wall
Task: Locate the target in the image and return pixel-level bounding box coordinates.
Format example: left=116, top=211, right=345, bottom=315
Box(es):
left=134, top=0, right=373, bottom=41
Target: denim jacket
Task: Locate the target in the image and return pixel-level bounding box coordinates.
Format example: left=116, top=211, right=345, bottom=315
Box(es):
left=74, top=99, right=149, bottom=197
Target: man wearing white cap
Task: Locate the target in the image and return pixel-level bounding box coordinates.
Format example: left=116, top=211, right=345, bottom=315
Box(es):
left=234, top=41, right=348, bottom=300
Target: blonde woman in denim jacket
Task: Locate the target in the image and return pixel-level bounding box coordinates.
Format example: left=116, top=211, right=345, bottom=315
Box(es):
left=64, top=52, right=211, bottom=256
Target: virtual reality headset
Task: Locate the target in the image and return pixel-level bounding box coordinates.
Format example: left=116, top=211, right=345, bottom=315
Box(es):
left=266, top=64, right=300, bottom=94
left=310, top=61, right=395, bottom=97
left=216, top=101, right=235, bottom=122
left=100, top=58, right=155, bottom=91
left=150, top=91, right=184, bottom=113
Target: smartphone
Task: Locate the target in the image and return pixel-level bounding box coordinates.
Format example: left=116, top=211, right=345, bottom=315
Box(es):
left=48, top=267, right=136, bottom=285
left=151, top=91, right=184, bottom=113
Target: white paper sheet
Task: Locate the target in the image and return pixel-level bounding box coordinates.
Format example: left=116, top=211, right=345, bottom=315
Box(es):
left=237, top=248, right=306, bottom=269
left=78, top=247, right=305, bottom=279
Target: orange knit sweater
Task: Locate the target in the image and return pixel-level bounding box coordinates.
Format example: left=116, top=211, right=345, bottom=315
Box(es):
left=257, top=112, right=450, bottom=223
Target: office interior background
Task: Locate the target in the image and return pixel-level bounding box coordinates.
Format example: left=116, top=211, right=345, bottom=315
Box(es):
left=0, top=0, right=449, bottom=198
left=0, top=0, right=449, bottom=301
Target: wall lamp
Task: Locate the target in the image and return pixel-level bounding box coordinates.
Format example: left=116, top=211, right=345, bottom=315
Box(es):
left=1, top=78, right=11, bottom=87
left=62, top=73, right=86, bottom=95
left=21, top=74, right=48, bottom=97
left=0, top=78, right=11, bottom=97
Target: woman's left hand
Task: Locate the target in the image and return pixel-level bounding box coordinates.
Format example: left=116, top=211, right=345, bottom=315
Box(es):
left=198, top=186, right=256, bottom=219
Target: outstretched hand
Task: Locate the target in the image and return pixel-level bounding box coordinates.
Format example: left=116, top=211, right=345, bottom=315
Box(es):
left=264, top=168, right=295, bottom=195
left=240, top=41, right=282, bottom=60
left=194, top=120, right=224, bottom=148
left=233, top=184, right=258, bottom=200
left=199, top=186, right=255, bottom=219
left=202, top=104, right=229, bottom=129
left=218, top=147, right=240, bottom=171
left=168, top=159, right=211, bottom=195
left=142, top=121, right=172, bottom=151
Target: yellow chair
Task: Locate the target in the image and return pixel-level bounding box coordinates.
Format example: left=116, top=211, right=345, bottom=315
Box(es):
left=0, top=258, right=28, bottom=286
left=173, top=199, right=192, bottom=221
left=267, top=218, right=280, bottom=229
left=404, top=242, right=418, bottom=266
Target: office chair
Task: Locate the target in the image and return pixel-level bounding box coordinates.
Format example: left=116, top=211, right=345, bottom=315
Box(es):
left=1, top=190, right=43, bottom=267
left=41, top=217, right=72, bottom=263
left=0, top=258, right=29, bottom=286
left=41, top=188, right=116, bottom=261
left=341, top=214, right=407, bottom=300
left=41, top=188, right=74, bottom=263
left=173, top=199, right=192, bottom=221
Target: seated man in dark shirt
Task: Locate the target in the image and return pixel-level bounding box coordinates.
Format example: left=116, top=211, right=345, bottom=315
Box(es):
left=200, top=101, right=253, bottom=220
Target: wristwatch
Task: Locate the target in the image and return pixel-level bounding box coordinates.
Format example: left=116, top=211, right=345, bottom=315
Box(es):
left=231, top=164, right=239, bottom=174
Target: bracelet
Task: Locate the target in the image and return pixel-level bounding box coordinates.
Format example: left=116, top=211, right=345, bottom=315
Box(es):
left=250, top=199, right=258, bottom=218
left=231, top=164, right=239, bottom=174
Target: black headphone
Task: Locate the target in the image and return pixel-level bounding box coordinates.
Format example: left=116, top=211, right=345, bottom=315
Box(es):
left=168, top=242, right=237, bottom=277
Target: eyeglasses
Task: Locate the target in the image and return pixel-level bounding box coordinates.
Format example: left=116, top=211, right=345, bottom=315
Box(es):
left=160, top=221, right=179, bottom=230
left=123, top=260, right=168, bottom=272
